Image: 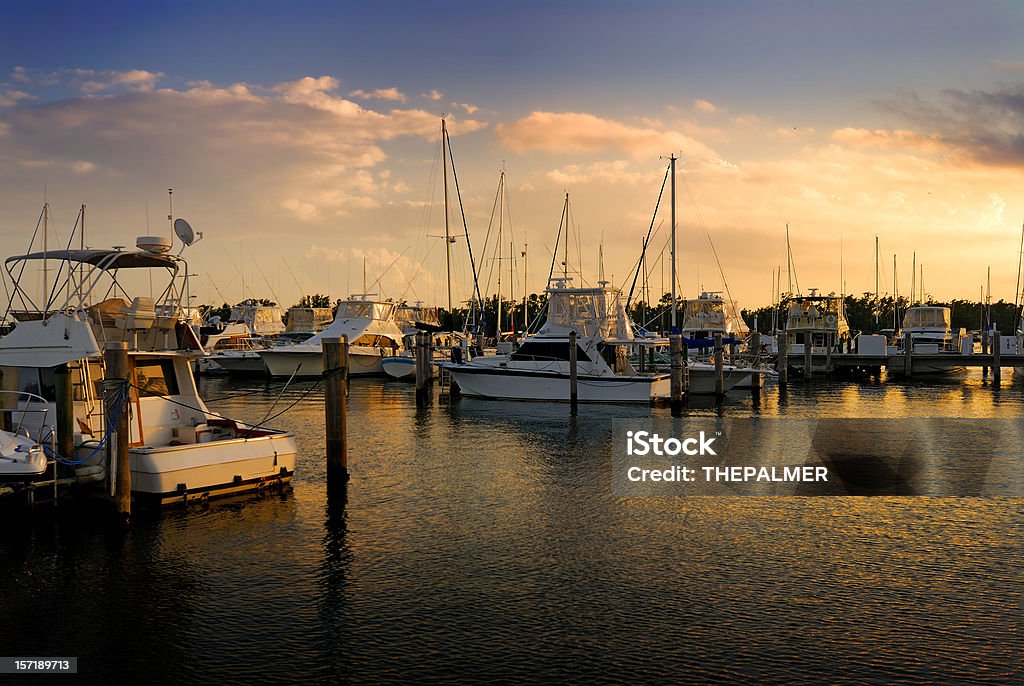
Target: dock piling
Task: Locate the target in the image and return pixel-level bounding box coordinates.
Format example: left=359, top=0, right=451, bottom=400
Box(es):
left=778, top=333, right=788, bottom=388
left=904, top=337, right=914, bottom=377
left=714, top=333, right=725, bottom=399
left=670, top=334, right=684, bottom=414
left=55, top=363, right=74, bottom=469
left=104, top=342, right=131, bottom=521
left=415, top=331, right=430, bottom=407
left=569, top=330, right=579, bottom=411
left=993, top=330, right=1001, bottom=384
left=982, top=329, right=989, bottom=377
left=323, top=336, right=349, bottom=484
left=804, top=339, right=813, bottom=380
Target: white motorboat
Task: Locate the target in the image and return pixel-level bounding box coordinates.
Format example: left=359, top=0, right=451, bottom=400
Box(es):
left=444, top=281, right=671, bottom=403
left=0, top=223, right=297, bottom=506
left=259, top=296, right=403, bottom=377
left=890, top=305, right=966, bottom=375
left=0, top=430, right=46, bottom=479
left=781, top=290, right=851, bottom=374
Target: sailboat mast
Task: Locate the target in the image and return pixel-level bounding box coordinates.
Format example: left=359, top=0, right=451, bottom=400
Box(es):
left=442, top=118, right=452, bottom=313
left=670, top=153, right=677, bottom=330
left=893, top=254, right=898, bottom=330
left=522, top=241, right=528, bottom=331
left=874, top=235, right=879, bottom=329
left=786, top=223, right=792, bottom=296
left=563, top=192, right=569, bottom=279
left=497, top=170, right=504, bottom=336
left=911, top=252, right=916, bottom=304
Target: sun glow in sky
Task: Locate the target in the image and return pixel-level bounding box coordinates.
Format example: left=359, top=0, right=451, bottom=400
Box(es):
left=2, top=0, right=1023, bottom=311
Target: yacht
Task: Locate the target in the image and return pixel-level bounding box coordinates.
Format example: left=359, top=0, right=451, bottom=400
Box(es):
left=443, top=281, right=670, bottom=403
left=891, top=305, right=965, bottom=374
left=0, top=234, right=297, bottom=506
left=781, top=290, right=851, bottom=374
left=259, top=295, right=404, bottom=378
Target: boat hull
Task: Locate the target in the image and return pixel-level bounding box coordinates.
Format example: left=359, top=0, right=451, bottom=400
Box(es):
left=127, top=432, right=297, bottom=505
left=446, top=365, right=670, bottom=403
left=260, top=346, right=390, bottom=377
left=211, top=352, right=268, bottom=376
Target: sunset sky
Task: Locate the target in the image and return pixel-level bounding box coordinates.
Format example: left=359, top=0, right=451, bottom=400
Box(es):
left=2, top=0, right=1023, bottom=313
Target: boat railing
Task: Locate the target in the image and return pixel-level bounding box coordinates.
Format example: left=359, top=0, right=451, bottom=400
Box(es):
left=0, top=390, right=54, bottom=446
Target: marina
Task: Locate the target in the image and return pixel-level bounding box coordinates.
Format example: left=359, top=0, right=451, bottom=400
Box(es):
left=2, top=2, right=1023, bottom=682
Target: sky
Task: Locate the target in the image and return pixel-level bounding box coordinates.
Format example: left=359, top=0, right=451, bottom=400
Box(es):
left=2, top=0, right=1023, bottom=312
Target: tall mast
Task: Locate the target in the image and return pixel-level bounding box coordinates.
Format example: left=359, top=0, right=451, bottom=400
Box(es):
left=874, top=235, right=879, bottom=329
left=893, top=254, right=898, bottom=330
left=670, top=153, right=677, bottom=330
left=521, top=240, right=528, bottom=331
left=911, top=252, right=916, bottom=304
left=442, top=118, right=452, bottom=312
left=563, top=192, right=569, bottom=279
left=785, top=223, right=793, bottom=296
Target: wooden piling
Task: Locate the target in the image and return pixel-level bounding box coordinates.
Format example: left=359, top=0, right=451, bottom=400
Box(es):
left=824, top=333, right=833, bottom=376
left=982, top=329, right=989, bottom=377
left=804, top=338, right=813, bottom=380
left=55, top=363, right=74, bottom=474
left=904, top=336, right=914, bottom=377
left=415, top=331, right=429, bottom=407
left=728, top=339, right=737, bottom=365
left=993, top=330, right=1001, bottom=383
left=670, top=334, right=684, bottom=412
left=104, top=343, right=131, bottom=520
left=323, top=336, right=349, bottom=483
left=778, top=332, right=788, bottom=388
left=568, top=330, right=579, bottom=410
left=750, top=331, right=761, bottom=357
left=714, top=333, right=725, bottom=399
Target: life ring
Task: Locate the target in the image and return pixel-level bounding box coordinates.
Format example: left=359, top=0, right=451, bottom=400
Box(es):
left=825, top=314, right=838, bottom=326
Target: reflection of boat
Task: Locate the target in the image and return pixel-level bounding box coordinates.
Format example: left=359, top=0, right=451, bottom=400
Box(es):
left=0, top=230, right=297, bottom=505
left=444, top=281, right=671, bottom=403
left=259, top=296, right=403, bottom=378
left=781, top=290, right=850, bottom=374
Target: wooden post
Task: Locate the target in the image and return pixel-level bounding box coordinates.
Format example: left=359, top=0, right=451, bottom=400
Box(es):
left=55, top=363, right=75, bottom=475
left=568, top=330, right=579, bottom=411
left=323, top=336, right=349, bottom=483
left=993, top=330, right=1001, bottom=384
left=904, top=335, right=914, bottom=377
left=778, top=332, right=788, bottom=388
left=681, top=340, right=689, bottom=396
left=638, top=343, right=646, bottom=373
left=714, top=333, right=725, bottom=399
left=982, top=329, right=989, bottom=377
left=804, top=337, right=813, bottom=380
left=105, top=343, right=131, bottom=520
left=415, top=331, right=429, bottom=407
left=750, top=331, right=761, bottom=357
left=824, top=333, right=833, bottom=376
left=670, top=334, right=684, bottom=413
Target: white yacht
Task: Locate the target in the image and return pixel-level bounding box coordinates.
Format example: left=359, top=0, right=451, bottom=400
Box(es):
left=443, top=281, right=671, bottom=403
left=0, top=234, right=297, bottom=506
left=259, top=296, right=404, bottom=378
left=781, top=290, right=851, bottom=374
left=891, top=305, right=965, bottom=374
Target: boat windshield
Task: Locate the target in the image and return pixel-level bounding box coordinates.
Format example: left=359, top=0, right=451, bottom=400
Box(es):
left=546, top=288, right=631, bottom=339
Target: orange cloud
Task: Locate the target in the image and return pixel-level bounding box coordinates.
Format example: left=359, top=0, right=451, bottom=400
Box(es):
left=831, top=127, right=947, bottom=154
left=495, top=111, right=720, bottom=160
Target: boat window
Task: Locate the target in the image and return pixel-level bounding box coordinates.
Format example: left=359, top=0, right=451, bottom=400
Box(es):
left=510, top=341, right=588, bottom=362
left=133, top=359, right=180, bottom=397
left=337, top=302, right=373, bottom=319
left=15, top=368, right=44, bottom=399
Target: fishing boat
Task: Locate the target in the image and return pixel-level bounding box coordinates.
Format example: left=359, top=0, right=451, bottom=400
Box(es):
left=890, top=305, right=966, bottom=374
left=443, top=280, right=670, bottom=403
left=781, top=290, right=851, bottom=374
left=0, top=218, right=297, bottom=506
left=258, top=295, right=403, bottom=378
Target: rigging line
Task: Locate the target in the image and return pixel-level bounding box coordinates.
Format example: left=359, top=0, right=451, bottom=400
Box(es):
left=3, top=206, right=47, bottom=322
left=626, top=163, right=670, bottom=307
left=546, top=200, right=568, bottom=286
left=42, top=207, right=82, bottom=314
left=251, top=255, right=283, bottom=307
left=220, top=246, right=251, bottom=301
left=365, top=245, right=412, bottom=297
left=192, top=255, right=231, bottom=306
left=397, top=236, right=441, bottom=303
left=282, top=258, right=306, bottom=299
left=445, top=132, right=485, bottom=329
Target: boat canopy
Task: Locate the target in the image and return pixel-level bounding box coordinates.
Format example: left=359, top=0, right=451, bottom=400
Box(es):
left=902, top=306, right=951, bottom=330
left=544, top=285, right=633, bottom=340
left=6, top=249, right=178, bottom=271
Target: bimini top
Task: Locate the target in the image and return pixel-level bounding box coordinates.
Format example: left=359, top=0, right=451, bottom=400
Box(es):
left=6, top=249, right=179, bottom=270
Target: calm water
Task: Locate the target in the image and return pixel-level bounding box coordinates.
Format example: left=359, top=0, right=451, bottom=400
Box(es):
left=1, top=371, right=1021, bottom=684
